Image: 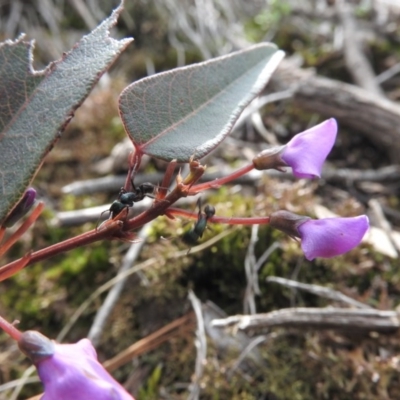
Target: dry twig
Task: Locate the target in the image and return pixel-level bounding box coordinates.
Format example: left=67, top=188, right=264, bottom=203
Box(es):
left=188, top=291, right=207, bottom=400
left=336, top=0, right=385, bottom=97
left=212, top=308, right=400, bottom=333
left=267, top=277, right=372, bottom=309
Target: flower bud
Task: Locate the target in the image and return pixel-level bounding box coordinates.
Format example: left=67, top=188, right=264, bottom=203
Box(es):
left=269, top=210, right=310, bottom=238
left=18, top=330, right=135, bottom=400
left=252, top=145, right=287, bottom=171
left=3, top=188, right=37, bottom=228
left=18, top=330, right=55, bottom=364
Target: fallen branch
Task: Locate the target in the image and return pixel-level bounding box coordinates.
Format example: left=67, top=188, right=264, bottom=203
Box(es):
left=267, top=277, right=372, bottom=309
left=336, top=0, right=385, bottom=97
left=271, top=60, right=400, bottom=159
left=212, top=307, right=400, bottom=333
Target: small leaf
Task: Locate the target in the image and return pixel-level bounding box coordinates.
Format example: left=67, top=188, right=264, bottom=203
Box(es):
left=0, top=2, right=132, bottom=224
left=119, top=43, right=284, bottom=162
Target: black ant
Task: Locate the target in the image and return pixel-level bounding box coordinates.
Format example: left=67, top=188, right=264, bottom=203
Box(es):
left=183, top=198, right=215, bottom=246
left=100, top=182, right=156, bottom=222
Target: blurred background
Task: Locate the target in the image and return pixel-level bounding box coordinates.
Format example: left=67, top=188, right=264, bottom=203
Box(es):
left=1, top=0, right=400, bottom=399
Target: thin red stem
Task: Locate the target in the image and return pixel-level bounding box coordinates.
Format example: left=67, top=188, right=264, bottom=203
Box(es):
left=190, top=162, right=254, bottom=193
left=125, top=190, right=183, bottom=230
left=158, top=159, right=178, bottom=200
left=0, top=177, right=195, bottom=273
left=211, top=215, right=270, bottom=225
left=125, top=149, right=142, bottom=190
left=0, top=219, right=124, bottom=274
left=0, top=314, right=22, bottom=341
left=0, top=252, right=32, bottom=282
left=0, top=226, right=5, bottom=243
left=0, top=160, right=258, bottom=274
left=167, top=207, right=270, bottom=225
left=0, top=202, right=45, bottom=256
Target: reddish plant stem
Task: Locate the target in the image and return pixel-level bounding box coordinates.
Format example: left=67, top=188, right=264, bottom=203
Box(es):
left=168, top=207, right=271, bottom=225
left=125, top=183, right=189, bottom=230
left=0, top=202, right=45, bottom=256
left=0, top=219, right=125, bottom=273
left=125, top=149, right=142, bottom=190
left=0, top=160, right=257, bottom=273
left=0, top=314, right=22, bottom=341
left=0, top=168, right=202, bottom=273
left=158, top=159, right=178, bottom=200
left=189, top=162, right=254, bottom=192
left=212, top=216, right=270, bottom=225
left=125, top=158, right=207, bottom=230
left=0, top=252, right=32, bottom=282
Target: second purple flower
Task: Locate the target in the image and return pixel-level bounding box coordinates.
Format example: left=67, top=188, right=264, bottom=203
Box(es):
left=269, top=210, right=369, bottom=260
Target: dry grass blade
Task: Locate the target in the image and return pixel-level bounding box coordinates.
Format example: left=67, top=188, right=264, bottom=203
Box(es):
left=103, top=312, right=195, bottom=371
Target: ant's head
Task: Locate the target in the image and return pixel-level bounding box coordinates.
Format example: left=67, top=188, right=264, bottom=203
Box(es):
left=140, top=182, right=156, bottom=194
left=204, top=205, right=215, bottom=218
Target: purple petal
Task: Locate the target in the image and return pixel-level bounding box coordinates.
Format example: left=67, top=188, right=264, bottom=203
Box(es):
left=298, top=215, right=369, bottom=260
left=37, top=339, right=134, bottom=400
left=281, top=118, right=337, bottom=179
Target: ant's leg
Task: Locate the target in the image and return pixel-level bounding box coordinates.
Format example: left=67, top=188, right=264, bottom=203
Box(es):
left=96, top=209, right=111, bottom=230
left=196, top=197, right=202, bottom=217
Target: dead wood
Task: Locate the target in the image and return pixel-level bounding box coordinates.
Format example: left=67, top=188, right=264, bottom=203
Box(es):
left=336, top=0, right=385, bottom=97
left=212, top=307, right=400, bottom=334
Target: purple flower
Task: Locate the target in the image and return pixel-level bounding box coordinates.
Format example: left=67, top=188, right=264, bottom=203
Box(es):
left=18, top=331, right=134, bottom=400
left=269, top=211, right=369, bottom=260
left=281, top=119, right=337, bottom=179
left=298, top=215, right=369, bottom=260
left=253, top=119, right=337, bottom=179
left=3, top=188, right=36, bottom=228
